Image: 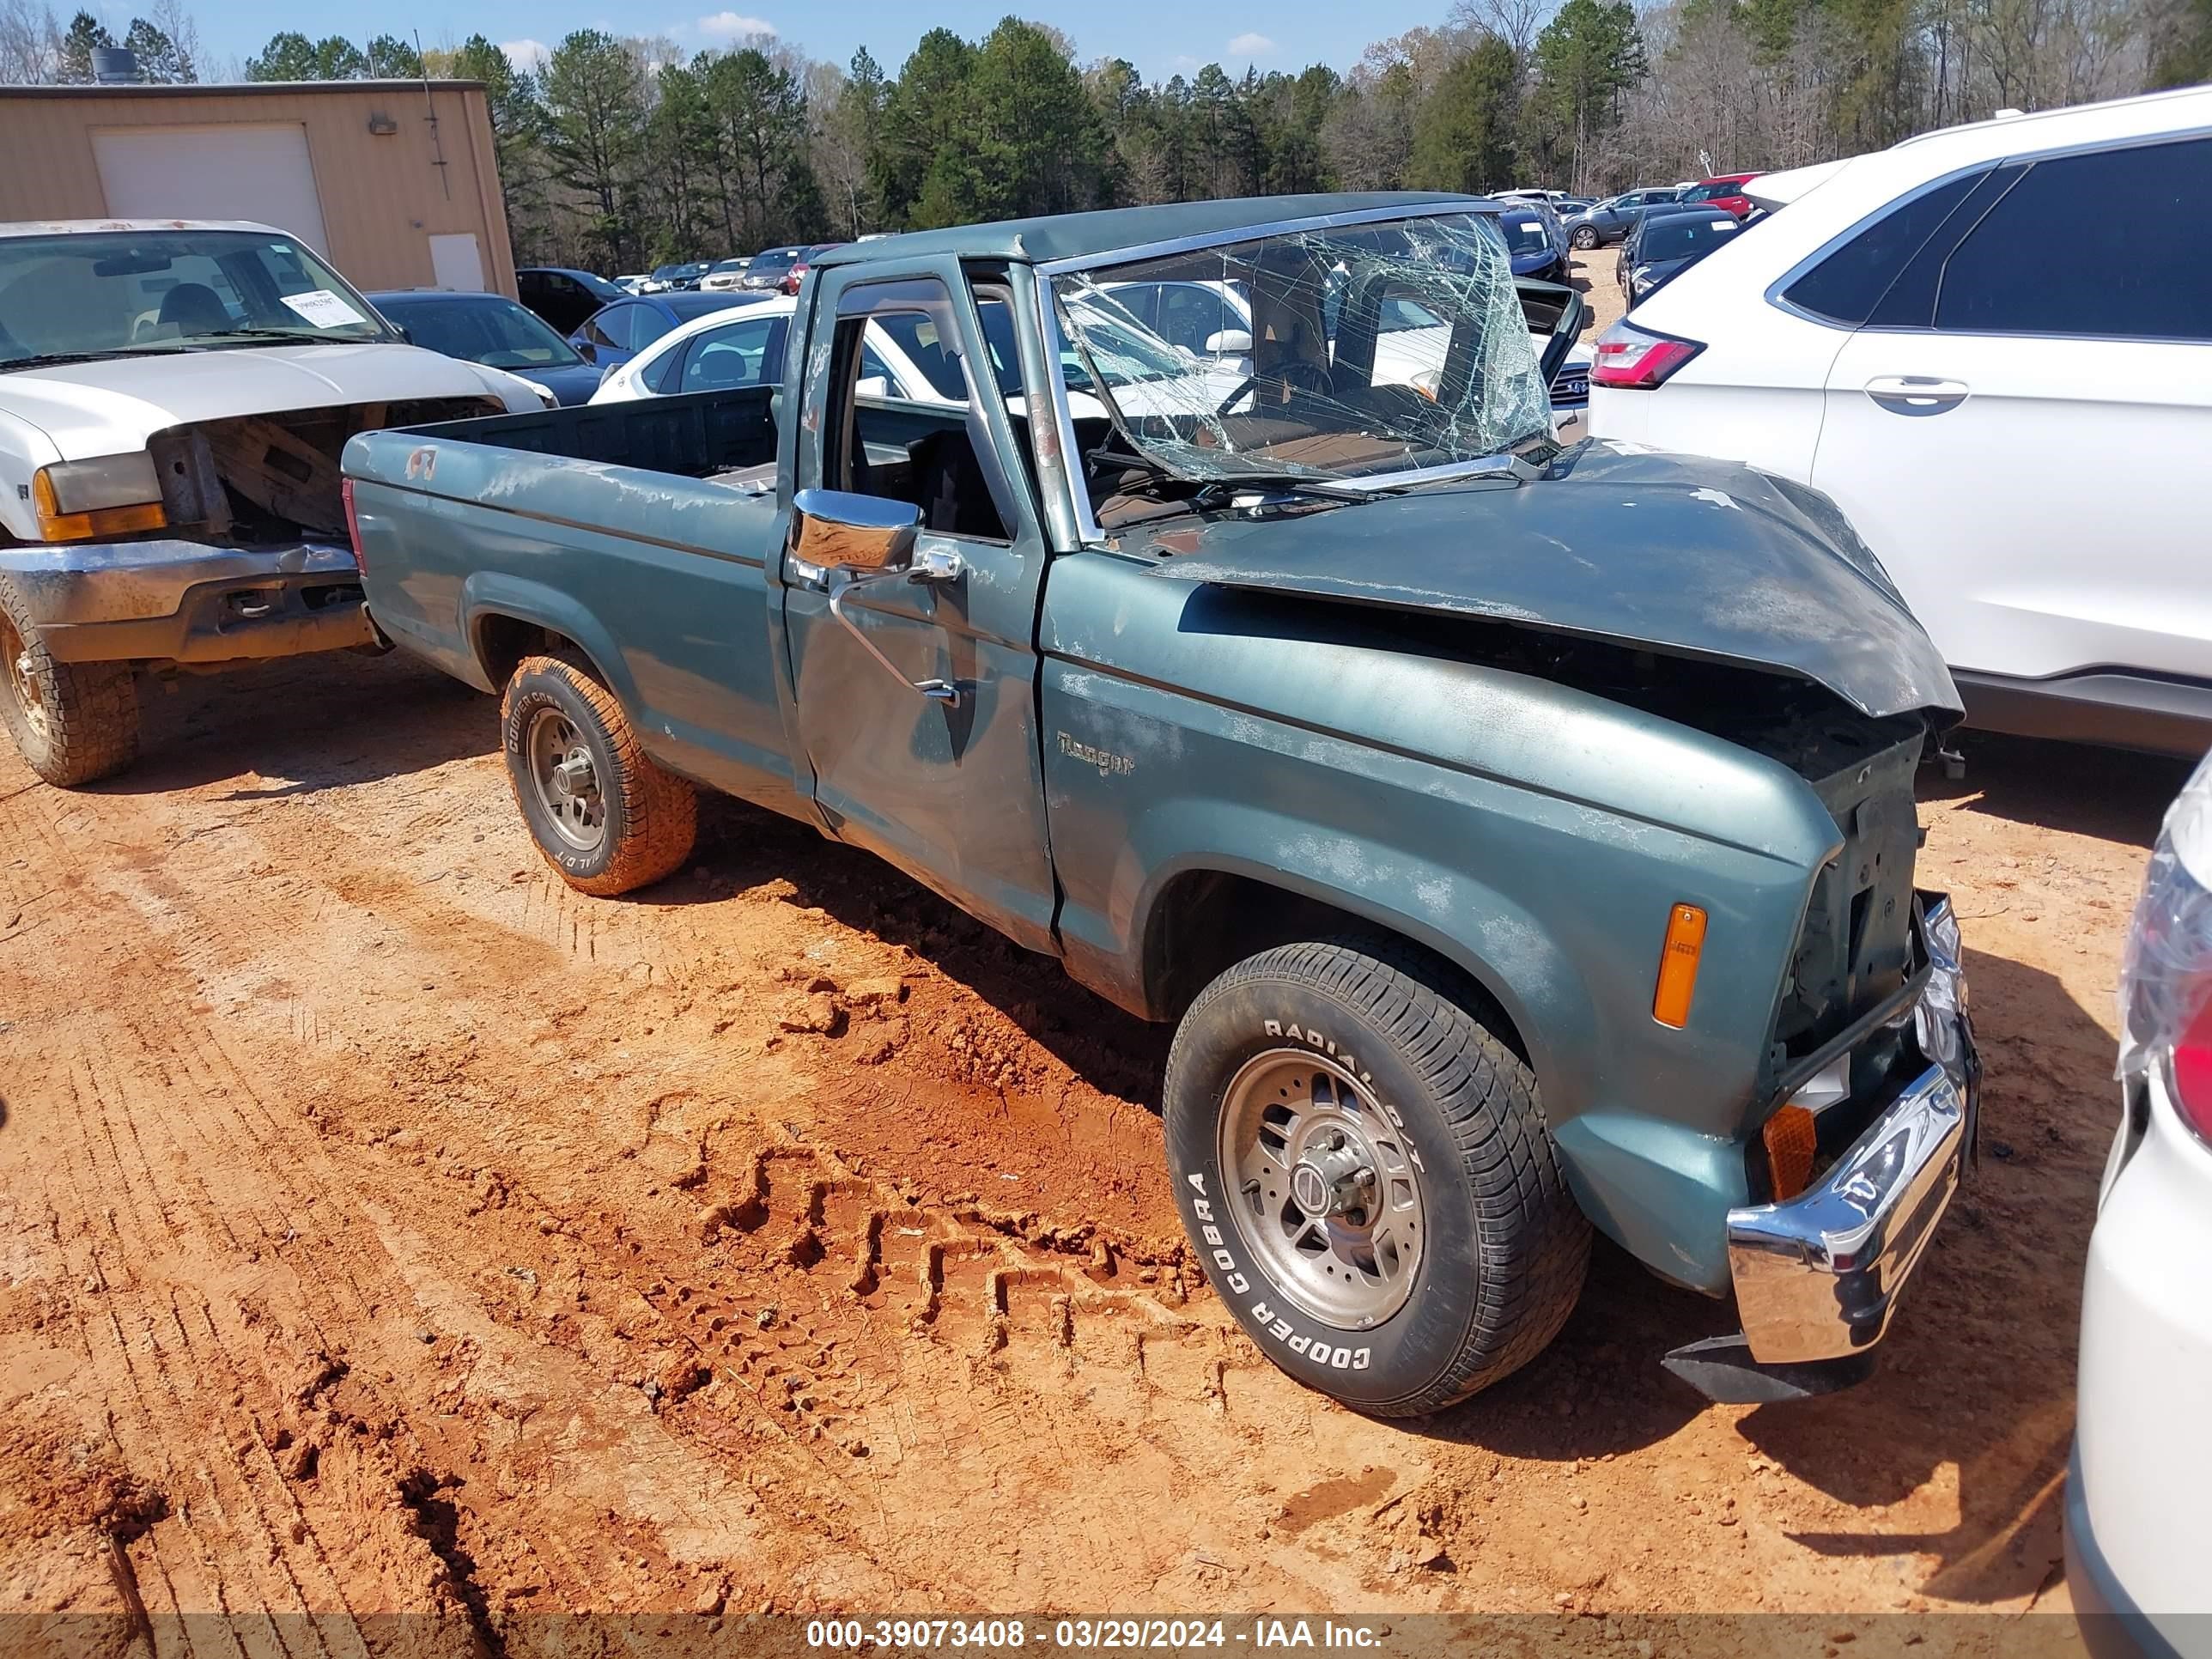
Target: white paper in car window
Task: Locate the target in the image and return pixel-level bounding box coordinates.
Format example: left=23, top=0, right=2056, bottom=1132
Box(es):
left=1711, top=219, right=1737, bottom=231
left=1519, top=222, right=1542, bottom=233
left=279, top=289, right=366, bottom=328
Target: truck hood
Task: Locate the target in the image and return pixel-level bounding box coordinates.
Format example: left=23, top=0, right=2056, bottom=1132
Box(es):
left=1139, top=441, right=1961, bottom=722
left=2, top=343, right=521, bottom=459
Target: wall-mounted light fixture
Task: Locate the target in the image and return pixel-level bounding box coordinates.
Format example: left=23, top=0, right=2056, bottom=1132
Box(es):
left=368, top=112, right=399, bottom=137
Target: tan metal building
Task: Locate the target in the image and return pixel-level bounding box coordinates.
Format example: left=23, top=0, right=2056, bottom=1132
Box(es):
left=0, top=80, right=517, bottom=298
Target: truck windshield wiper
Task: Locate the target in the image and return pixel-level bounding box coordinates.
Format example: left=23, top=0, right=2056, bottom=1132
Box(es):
left=1190, top=471, right=1370, bottom=502
left=194, top=327, right=380, bottom=347
left=1090, top=447, right=1361, bottom=507
left=3, top=344, right=190, bottom=370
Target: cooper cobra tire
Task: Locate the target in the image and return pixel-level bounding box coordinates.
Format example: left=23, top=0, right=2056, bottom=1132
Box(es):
left=1164, top=939, right=1589, bottom=1416
left=501, top=653, right=696, bottom=896
left=0, top=574, right=139, bottom=787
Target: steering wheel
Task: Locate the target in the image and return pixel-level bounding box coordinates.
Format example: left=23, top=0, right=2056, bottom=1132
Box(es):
left=1212, top=358, right=1334, bottom=417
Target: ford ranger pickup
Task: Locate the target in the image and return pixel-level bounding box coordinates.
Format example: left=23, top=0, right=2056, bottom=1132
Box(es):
left=343, top=193, right=1980, bottom=1414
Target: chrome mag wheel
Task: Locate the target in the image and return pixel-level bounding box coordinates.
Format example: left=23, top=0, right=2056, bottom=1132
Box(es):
left=526, top=706, right=606, bottom=851
left=1217, top=1048, right=1426, bottom=1329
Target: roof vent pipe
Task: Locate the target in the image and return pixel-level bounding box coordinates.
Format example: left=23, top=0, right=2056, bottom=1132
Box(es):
left=91, top=46, right=143, bottom=83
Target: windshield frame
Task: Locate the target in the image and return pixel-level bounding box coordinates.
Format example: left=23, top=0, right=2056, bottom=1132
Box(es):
left=1031, top=201, right=1539, bottom=544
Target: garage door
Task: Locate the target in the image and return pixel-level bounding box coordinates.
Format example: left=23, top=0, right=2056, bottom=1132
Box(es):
left=92, top=124, right=331, bottom=254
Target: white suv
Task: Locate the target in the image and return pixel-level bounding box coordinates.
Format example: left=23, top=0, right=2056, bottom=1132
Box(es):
left=1588, top=87, right=2212, bottom=755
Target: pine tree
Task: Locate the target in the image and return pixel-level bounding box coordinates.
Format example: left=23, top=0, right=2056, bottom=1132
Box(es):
left=58, top=9, right=111, bottom=82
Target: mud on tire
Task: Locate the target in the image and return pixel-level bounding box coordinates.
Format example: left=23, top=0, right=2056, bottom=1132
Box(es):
left=1164, top=939, right=1589, bottom=1416
left=0, top=574, right=139, bottom=787
left=500, top=653, right=697, bottom=896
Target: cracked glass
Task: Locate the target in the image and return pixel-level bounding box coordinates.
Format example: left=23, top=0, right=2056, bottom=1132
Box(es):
left=1049, top=211, right=1550, bottom=487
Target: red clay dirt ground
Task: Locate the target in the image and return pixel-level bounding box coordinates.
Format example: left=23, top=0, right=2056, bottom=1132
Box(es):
left=0, top=649, right=2191, bottom=1652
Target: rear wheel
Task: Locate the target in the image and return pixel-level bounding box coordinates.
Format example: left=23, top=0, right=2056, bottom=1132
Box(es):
left=0, top=575, right=139, bottom=787
left=501, top=653, right=696, bottom=896
left=1164, top=939, right=1589, bottom=1416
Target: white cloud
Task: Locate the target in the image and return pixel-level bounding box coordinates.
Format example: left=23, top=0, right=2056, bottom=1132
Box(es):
left=500, top=38, right=550, bottom=68
left=1226, top=32, right=1276, bottom=58
left=696, top=11, right=776, bottom=39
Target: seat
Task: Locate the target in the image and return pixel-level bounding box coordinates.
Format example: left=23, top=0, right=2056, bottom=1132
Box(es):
left=908, top=428, right=1004, bottom=539
left=157, top=283, right=232, bottom=336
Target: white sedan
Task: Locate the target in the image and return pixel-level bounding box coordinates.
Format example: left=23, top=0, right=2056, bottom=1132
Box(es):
left=2074, top=751, right=2212, bottom=1654
left=589, top=290, right=1250, bottom=424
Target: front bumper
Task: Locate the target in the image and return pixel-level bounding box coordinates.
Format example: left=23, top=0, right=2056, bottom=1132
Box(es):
left=0, top=538, right=375, bottom=666
left=1724, top=893, right=1980, bottom=1367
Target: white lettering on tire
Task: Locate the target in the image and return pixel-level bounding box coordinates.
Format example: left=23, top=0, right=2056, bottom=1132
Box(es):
left=1184, top=1172, right=1372, bottom=1372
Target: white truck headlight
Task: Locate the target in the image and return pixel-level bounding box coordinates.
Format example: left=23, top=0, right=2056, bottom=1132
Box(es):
left=32, top=453, right=167, bottom=542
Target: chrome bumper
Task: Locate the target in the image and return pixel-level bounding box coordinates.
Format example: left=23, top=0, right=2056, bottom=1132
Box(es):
left=1726, top=894, right=1978, bottom=1367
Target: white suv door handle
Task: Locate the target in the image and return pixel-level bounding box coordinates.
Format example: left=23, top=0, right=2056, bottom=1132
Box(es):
left=1864, top=375, right=1969, bottom=416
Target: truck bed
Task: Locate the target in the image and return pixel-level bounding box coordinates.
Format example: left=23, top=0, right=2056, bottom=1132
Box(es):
left=394, top=384, right=778, bottom=479
left=343, top=384, right=795, bottom=807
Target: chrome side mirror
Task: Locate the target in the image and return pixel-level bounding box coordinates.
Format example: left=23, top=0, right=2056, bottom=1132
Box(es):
left=791, top=486, right=918, bottom=574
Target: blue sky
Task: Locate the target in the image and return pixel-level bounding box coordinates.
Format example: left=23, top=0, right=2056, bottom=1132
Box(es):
left=185, top=0, right=1450, bottom=85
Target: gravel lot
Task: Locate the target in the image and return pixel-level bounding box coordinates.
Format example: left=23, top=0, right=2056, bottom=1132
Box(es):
left=0, top=548, right=2187, bottom=1640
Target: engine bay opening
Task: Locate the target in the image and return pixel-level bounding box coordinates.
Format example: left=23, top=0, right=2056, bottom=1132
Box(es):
left=149, top=398, right=501, bottom=544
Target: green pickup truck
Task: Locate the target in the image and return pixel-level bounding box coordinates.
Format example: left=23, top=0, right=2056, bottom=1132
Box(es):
left=343, top=193, right=1978, bottom=1415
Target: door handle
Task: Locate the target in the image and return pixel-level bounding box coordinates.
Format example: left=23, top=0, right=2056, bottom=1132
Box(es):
left=1863, top=375, right=1969, bottom=416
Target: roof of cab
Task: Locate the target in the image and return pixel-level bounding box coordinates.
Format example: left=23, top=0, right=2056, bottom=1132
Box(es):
left=811, top=192, right=1496, bottom=270
left=0, top=218, right=279, bottom=238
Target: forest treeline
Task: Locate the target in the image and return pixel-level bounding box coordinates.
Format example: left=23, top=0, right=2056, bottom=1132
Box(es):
left=3, top=0, right=2201, bottom=273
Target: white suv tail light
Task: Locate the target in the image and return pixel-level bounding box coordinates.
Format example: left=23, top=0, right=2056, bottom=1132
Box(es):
left=1591, top=319, right=1705, bottom=390
left=2118, top=752, right=2212, bottom=1143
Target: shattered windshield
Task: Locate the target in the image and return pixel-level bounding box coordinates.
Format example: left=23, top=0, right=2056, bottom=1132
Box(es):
left=1050, top=211, right=1549, bottom=486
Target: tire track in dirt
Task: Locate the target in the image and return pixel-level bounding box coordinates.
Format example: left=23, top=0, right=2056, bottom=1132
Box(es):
left=5, top=723, right=1447, bottom=1614
left=7, top=654, right=2131, bottom=1624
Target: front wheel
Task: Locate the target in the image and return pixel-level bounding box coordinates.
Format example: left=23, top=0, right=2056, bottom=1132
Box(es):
left=1571, top=225, right=1600, bottom=249
left=501, top=653, right=697, bottom=896
left=1164, top=940, right=1589, bottom=1416
left=0, top=575, right=139, bottom=787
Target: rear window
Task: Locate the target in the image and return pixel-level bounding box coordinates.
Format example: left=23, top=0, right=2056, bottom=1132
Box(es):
left=1503, top=217, right=1552, bottom=255
left=1780, top=169, right=1988, bottom=326
left=1638, top=216, right=1741, bottom=262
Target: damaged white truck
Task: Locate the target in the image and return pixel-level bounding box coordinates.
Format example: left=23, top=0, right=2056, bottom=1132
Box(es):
left=0, top=220, right=548, bottom=785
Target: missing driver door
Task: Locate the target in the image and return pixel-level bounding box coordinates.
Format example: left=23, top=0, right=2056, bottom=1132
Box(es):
left=779, top=259, right=1058, bottom=953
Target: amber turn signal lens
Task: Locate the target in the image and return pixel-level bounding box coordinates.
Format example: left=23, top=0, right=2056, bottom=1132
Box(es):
left=33, top=469, right=165, bottom=543
left=1763, top=1104, right=1819, bottom=1201
left=1650, top=902, right=1707, bottom=1028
